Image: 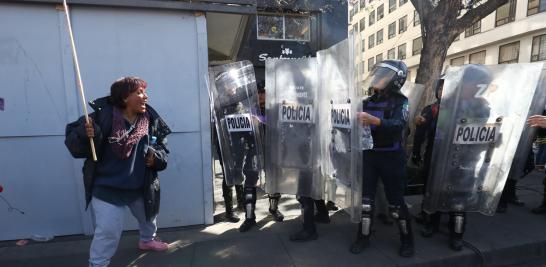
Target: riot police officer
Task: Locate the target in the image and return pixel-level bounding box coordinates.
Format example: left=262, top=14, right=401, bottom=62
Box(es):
left=350, top=60, right=415, bottom=257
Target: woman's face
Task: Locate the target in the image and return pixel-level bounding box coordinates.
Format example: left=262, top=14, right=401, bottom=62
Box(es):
left=125, top=86, right=148, bottom=114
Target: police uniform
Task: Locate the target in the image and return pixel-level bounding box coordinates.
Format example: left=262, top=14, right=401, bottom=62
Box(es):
left=350, top=60, right=415, bottom=257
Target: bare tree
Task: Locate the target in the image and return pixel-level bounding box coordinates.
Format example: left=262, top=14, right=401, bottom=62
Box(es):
left=411, top=0, right=508, bottom=102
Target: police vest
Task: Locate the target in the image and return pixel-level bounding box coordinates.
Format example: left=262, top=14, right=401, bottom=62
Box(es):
left=363, top=99, right=402, bottom=151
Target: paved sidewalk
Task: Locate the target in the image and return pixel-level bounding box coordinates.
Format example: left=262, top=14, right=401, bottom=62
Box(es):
left=2, top=170, right=546, bottom=267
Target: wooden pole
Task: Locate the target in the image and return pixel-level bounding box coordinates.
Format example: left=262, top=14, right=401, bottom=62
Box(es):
left=62, top=0, right=97, bottom=161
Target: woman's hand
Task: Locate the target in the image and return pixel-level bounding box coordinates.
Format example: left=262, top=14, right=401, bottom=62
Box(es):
left=146, top=149, right=155, bottom=167
left=85, top=118, right=95, bottom=138
left=527, top=115, right=546, bottom=128
left=357, top=112, right=381, bottom=126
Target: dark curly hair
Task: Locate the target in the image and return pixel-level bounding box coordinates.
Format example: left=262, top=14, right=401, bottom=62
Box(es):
left=109, top=76, right=147, bottom=109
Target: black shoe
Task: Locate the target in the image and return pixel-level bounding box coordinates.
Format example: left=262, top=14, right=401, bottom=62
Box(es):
left=420, top=225, right=439, bottom=238
left=326, top=201, right=339, bottom=211
left=269, top=208, right=285, bottom=222
left=349, top=235, right=370, bottom=254
left=289, top=229, right=318, bottom=242
left=532, top=204, right=546, bottom=214
left=399, top=241, right=415, bottom=257
left=315, top=213, right=330, bottom=224
left=239, top=219, right=256, bottom=232
left=450, top=237, right=463, bottom=251
left=377, top=213, right=394, bottom=226
left=225, top=211, right=240, bottom=223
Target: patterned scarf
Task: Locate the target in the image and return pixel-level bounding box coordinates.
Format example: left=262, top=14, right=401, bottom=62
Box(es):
left=109, top=107, right=150, bottom=159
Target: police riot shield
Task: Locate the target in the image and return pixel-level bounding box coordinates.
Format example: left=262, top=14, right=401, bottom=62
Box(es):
left=401, top=82, right=426, bottom=190
left=423, top=63, right=545, bottom=215
left=265, top=58, right=323, bottom=199
left=208, top=61, right=264, bottom=187
left=401, top=82, right=425, bottom=126
left=317, top=37, right=363, bottom=222
left=507, top=69, right=546, bottom=180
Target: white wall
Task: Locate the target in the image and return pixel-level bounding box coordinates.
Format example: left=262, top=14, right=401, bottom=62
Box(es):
left=0, top=2, right=213, bottom=241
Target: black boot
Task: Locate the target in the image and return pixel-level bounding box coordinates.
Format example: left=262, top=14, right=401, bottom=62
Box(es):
left=505, top=179, right=524, bottom=207
left=235, top=185, right=245, bottom=213
left=314, top=199, right=330, bottom=224
left=398, top=219, right=415, bottom=257
left=290, top=197, right=318, bottom=242
left=420, top=212, right=440, bottom=237
left=239, top=187, right=257, bottom=232
left=222, top=179, right=240, bottom=223
left=448, top=212, right=465, bottom=251
left=268, top=193, right=285, bottom=222
left=350, top=222, right=370, bottom=254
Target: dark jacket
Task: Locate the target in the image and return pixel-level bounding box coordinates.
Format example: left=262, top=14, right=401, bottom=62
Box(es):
left=65, top=97, right=171, bottom=220
left=363, top=92, right=409, bottom=151
left=413, top=101, right=440, bottom=166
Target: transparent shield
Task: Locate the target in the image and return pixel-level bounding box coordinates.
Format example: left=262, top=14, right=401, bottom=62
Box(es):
left=208, top=61, right=264, bottom=187
left=318, top=36, right=363, bottom=222
left=423, top=63, right=544, bottom=215
left=265, top=58, right=323, bottom=199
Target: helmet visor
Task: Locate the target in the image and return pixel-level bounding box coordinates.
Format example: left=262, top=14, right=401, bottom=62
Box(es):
left=370, top=66, right=396, bottom=91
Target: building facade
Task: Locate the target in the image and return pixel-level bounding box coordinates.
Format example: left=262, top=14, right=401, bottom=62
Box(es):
left=349, top=0, right=546, bottom=83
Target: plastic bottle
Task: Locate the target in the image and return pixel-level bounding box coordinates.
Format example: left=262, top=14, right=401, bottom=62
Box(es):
left=361, top=125, right=374, bottom=150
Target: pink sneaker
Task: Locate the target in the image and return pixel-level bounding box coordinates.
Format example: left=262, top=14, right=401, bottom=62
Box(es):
left=138, top=240, right=169, bottom=251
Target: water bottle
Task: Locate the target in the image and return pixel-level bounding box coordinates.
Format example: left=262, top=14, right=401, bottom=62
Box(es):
left=31, top=234, right=54, bottom=242
left=361, top=125, right=374, bottom=150
left=150, top=136, right=157, bottom=145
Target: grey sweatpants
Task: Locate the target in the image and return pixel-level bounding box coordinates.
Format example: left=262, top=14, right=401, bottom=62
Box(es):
left=89, top=197, right=158, bottom=267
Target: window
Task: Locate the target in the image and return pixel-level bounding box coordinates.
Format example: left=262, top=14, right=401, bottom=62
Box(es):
left=376, top=53, right=383, bottom=63
left=412, top=37, right=423, bottom=56
left=377, top=4, right=385, bottom=20
left=257, top=14, right=311, bottom=41
left=349, top=8, right=354, bottom=23
left=389, top=0, right=397, bottom=13
left=368, top=57, right=375, bottom=71
left=499, top=41, right=520, bottom=64
left=376, top=29, right=384, bottom=45
left=361, top=61, right=366, bottom=74
left=361, top=39, right=365, bottom=52
left=368, top=34, right=375, bottom=49
left=465, top=20, right=481, bottom=37
left=360, top=0, right=366, bottom=11
left=388, top=48, right=396, bottom=59
left=399, top=0, right=407, bottom=6
left=470, top=51, right=486, bottom=64
left=369, top=10, right=376, bottom=26
left=496, top=0, right=516, bottom=27
left=414, top=10, right=420, bottom=26
left=528, top=0, right=546, bottom=15
left=353, top=25, right=358, bottom=36
left=398, top=43, right=406, bottom=60
left=399, top=16, right=407, bottom=34
left=450, top=56, right=465, bottom=66
left=388, top=22, right=396, bottom=39
left=360, top=18, right=366, bottom=32
left=531, top=34, right=546, bottom=62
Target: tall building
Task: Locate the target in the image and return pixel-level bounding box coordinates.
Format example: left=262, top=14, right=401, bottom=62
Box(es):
left=349, top=0, right=546, bottom=83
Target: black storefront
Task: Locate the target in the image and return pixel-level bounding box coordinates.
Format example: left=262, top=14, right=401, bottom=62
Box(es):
left=237, top=0, right=348, bottom=82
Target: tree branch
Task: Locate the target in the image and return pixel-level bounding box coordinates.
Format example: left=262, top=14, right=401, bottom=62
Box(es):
left=454, top=0, right=508, bottom=33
